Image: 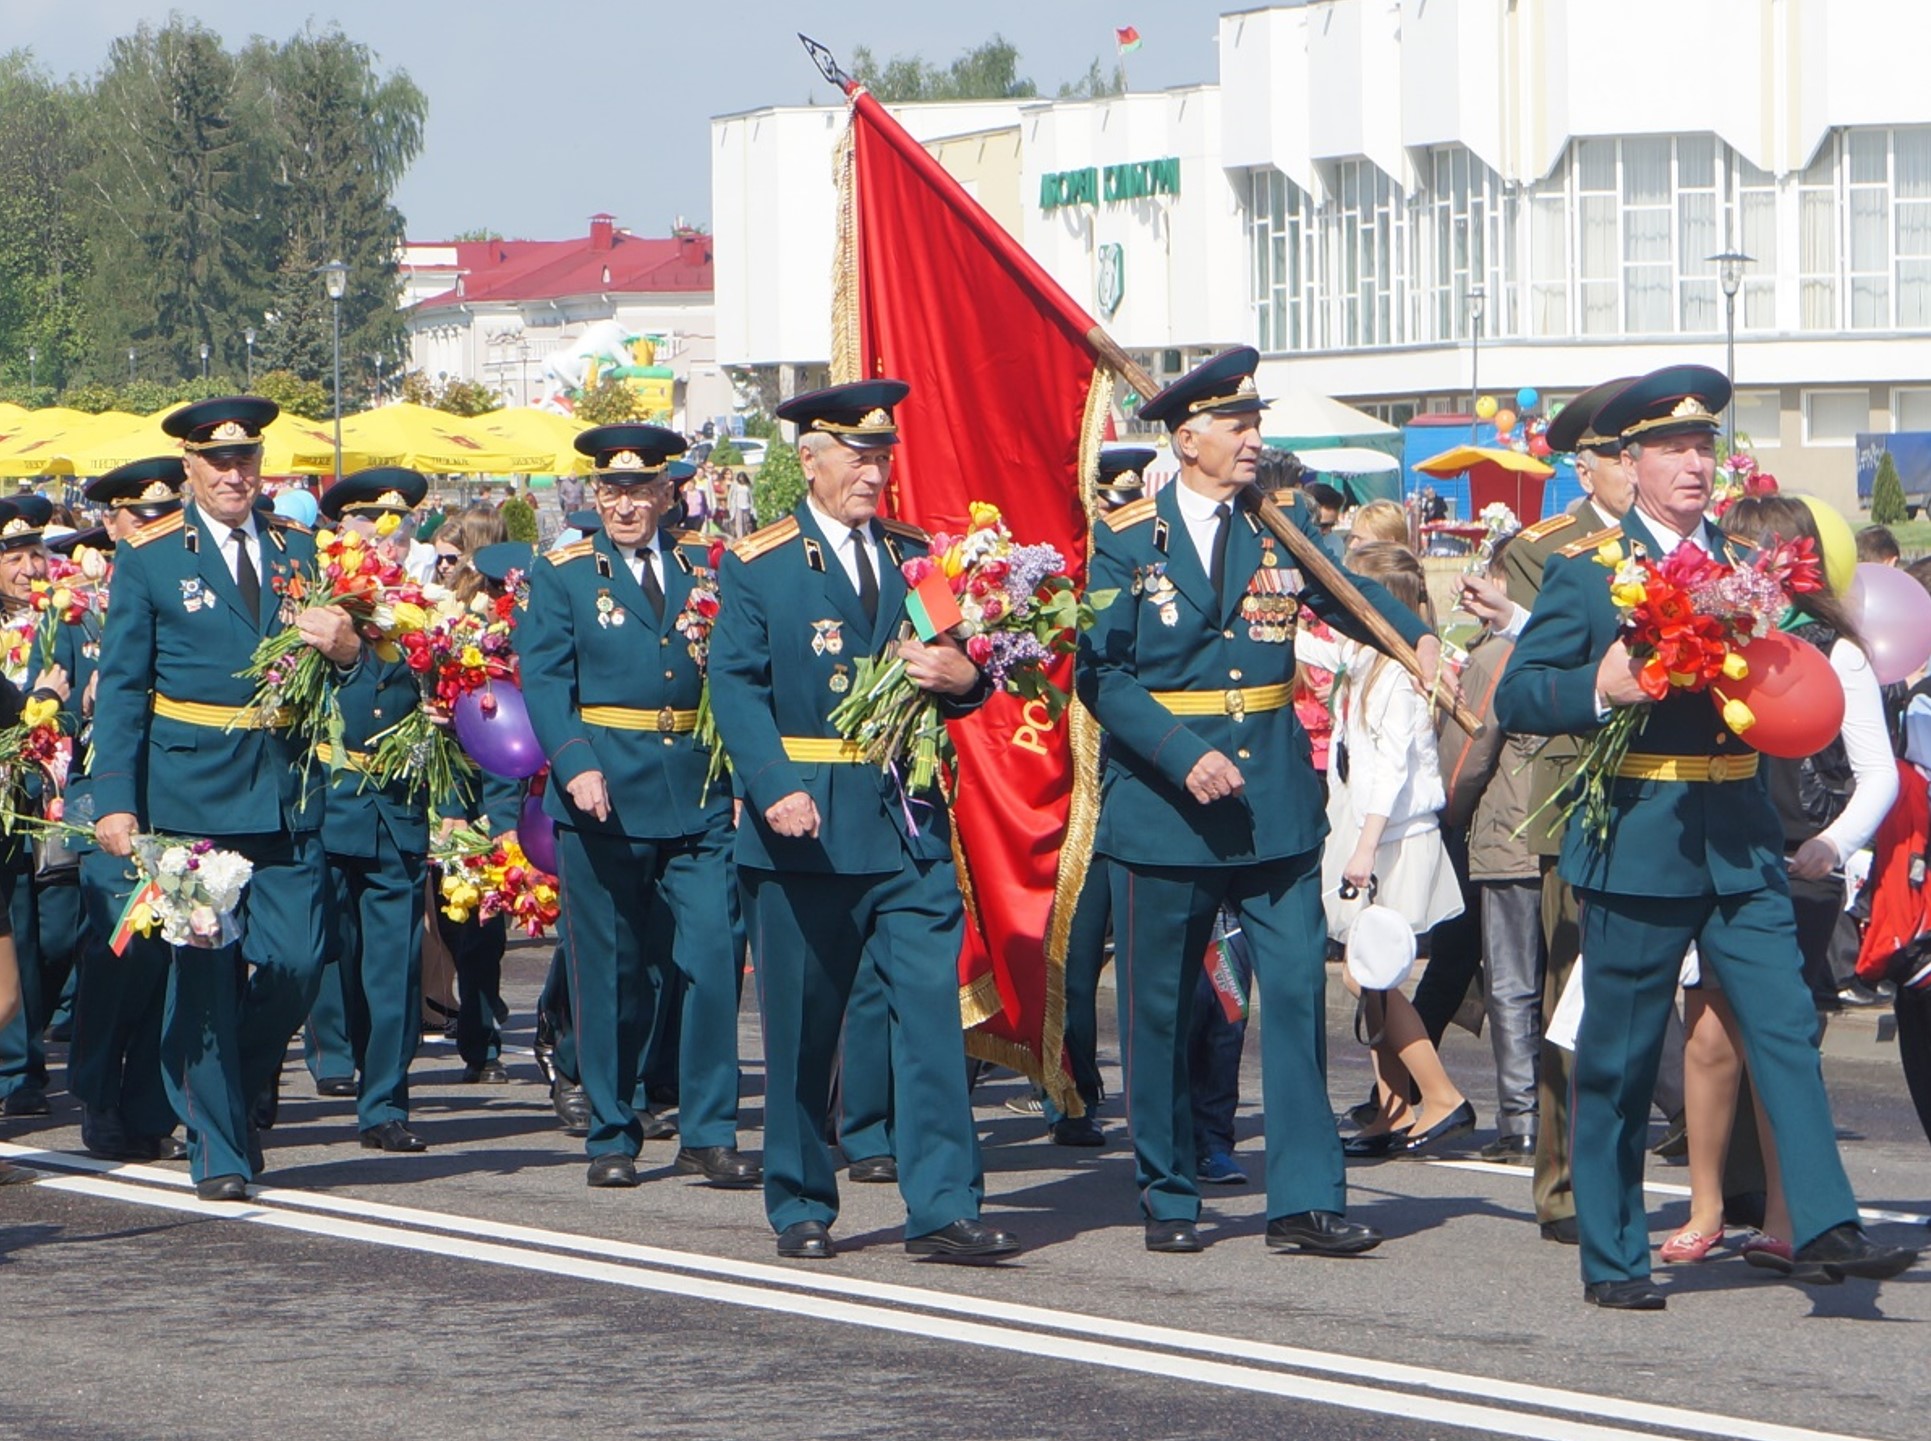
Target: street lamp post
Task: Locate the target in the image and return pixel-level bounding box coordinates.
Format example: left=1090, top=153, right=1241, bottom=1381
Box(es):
left=371, top=353, right=385, bottom=406
left=320, top=259, right=348, bottom=484
left=244, top=327, right=256, bottom=389
left=199, top=341, right=210, bottom=380
left=26, top=347, right=35, bottom=391
left=1708, top=250, right=1753, bottom=455
left=1467, top=282, right=1487, bottom=440
left=128, top=347, right=136, bottom=383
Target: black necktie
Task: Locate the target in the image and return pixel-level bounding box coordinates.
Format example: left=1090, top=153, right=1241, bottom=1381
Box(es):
left=231, top=528, right=260, bottom=617
left=635, top=548, right=665, bottom=621
left=852, top=529, right=879, bottom=625
left=1208, top=503, right=1231, bottom=607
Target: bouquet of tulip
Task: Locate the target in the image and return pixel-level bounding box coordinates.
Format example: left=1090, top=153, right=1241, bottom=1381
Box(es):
left=680, top=539, right=730, bottom=799
left=1549, top=532, right=1824, bottom=841
left=1711, top=450, right=1779, bottom=518
left=28, top=559, right=104, bottom=670
left=0, top=693, right=75, bottom=831
left=829, top=502, right=1113, bottom=795
left=433, top=825, right=560, bottom=938
left=114, top=834, right=255, bottom=952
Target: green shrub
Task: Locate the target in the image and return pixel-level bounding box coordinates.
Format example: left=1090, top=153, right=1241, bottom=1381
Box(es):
left=499, top=496, right=538, bottom=544
left=753, top=440, right=807, bottom=526
left=709, top=434, right=743, bottom=468
left=1871, top=450, right=1909, bottom=525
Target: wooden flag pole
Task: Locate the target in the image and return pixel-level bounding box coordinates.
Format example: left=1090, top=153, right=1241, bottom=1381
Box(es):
left=1085, top=326, right=1483, bottom=736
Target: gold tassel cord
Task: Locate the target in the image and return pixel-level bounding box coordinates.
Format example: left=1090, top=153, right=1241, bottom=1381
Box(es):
left=829, top=107, right=861, bottom=387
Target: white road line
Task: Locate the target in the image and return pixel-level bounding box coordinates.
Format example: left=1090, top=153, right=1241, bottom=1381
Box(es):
left=4, top=1144, right=1887, bottom=1441
left=1424, top=1160, right=1931, bottom=1227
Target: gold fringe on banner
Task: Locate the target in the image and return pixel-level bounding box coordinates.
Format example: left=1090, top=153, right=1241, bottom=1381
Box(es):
left=829, top=108, right=861, bottom=386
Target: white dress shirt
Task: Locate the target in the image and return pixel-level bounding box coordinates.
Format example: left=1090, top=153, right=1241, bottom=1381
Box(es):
left=196, top=503, right=260, bottom=589
left=1171, top=480, right=1234, bottom=575
left=806, top=495, right=882, bottom=595
left=625, top=533, right=664, bottom=594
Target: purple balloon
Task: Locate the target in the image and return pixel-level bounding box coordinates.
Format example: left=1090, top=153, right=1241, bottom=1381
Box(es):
left=1848, top=561, right=1931, bottom=686
left=453, top=682, right=547, bottom=779
left=517, top=789, right=557, bottom=873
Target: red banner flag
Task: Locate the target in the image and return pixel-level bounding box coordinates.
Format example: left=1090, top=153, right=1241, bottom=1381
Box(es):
left=835, top=86, right=1112, bottom=1111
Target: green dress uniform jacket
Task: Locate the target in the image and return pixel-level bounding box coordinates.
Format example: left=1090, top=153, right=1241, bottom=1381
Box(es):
left=319, top=656, right=430, bottom=859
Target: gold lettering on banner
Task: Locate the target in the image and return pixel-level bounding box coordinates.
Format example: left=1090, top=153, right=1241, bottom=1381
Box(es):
left=1010, top=697, right=1056, bottom=757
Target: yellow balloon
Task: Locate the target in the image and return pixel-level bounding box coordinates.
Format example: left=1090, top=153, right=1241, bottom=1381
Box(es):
left=1474, top=395, right=1498, bottom=420
left=1796, top=494, right=1857, bottom=596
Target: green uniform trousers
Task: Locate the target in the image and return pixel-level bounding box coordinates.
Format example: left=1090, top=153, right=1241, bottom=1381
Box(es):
left=67, top=847, right=175, bottom=1139
left=325, top=833, right=427, bottom=1130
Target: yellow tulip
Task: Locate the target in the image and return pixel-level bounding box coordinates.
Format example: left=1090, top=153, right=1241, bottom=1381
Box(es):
left=1721, top=697, right=1756, bottom=735
left=444, top=904, right=470, bottom=924
left=50, top=586, right=73, bottom=612
left=372, top=640, right=401, bottom=664
left=22, top=697, right=58, bottom=729
left=1609, top=580, right=1647, bottom=609
left=389, top=602, right=428, bottom=633
left=1667, top=670, right=1698, bottom=689
left=968, top=501, right=1003, bottom=530
left=316, top=528, right=337, bottom=550
left=130, top=901, right=156, bottom=934
left=1721, top=652, right=1750, bottom=680
left=1594, top=539, right=1625, bottom=568
left=375, top=513, right=401, bottom=537
left=460, top=644, right=485, bottom=669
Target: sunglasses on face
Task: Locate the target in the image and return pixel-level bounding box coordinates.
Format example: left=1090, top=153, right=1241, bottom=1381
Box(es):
left=434, top=552, right=461, bottom=568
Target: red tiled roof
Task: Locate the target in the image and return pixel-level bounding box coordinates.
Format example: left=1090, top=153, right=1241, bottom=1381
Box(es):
left=407, top=228, right=712, bottom=310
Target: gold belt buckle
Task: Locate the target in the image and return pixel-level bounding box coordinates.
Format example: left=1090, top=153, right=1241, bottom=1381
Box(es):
left=656, top=707, right=677, bottom=734
left=1706, top=754, right=1731, bottom=783
left=1224, top=688, right=1246, bottom=723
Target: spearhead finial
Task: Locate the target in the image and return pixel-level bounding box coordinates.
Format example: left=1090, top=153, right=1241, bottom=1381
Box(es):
left=798, top=33, right=855, bottom=93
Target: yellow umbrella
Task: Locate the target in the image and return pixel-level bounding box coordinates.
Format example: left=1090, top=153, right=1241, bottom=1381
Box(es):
left=1415, top=444, right=1555, bottom=524
left=340, top=403, right=549, bottom=475
left=0, top=409, right=144, bottom=478
left=57, top=405, right=398, bottom=478
left=263, top=413, right=400, bottom=476
left=475, top=407, right=591, bottom=474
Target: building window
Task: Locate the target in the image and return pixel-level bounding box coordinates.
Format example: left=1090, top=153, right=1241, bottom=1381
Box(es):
left=1732, top=390, right=1781, bottom=448
left=1729, top=155, right=1777, bottom=331
left=1803, top=389, right=1870, bottom=445
left=1529, top=154, right=1569, bottom=337
left=1421, top=145, right=1503, bottom=343
left=1799, top=127, right=1931, bottom=331
left=1322, top=159, right=1404, bottom=347
left=1893, top=386, right=1931, bottom=432
left=1248, top=168, right=1315, bottom=352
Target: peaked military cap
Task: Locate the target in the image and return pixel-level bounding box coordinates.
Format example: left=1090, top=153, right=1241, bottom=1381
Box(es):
left=49, top=525, right=109, bottom=556
left=1593, top=365, right=1731, bottom=448
left=1096, top=446, right=1156, bottom=508
left=161, top=396, right=279, bottom=452
left=473, top=541, right=535, bottom=585
left=1138, top=346, right=1270, bottom=429
left=86, top=456, right=187, bottom=518
left=1545, top=377, right=1638, bottom=456
left=574, top=423, right=687, bottom=481
left=775, top=379, right=910, bottom=449
left=565, top=509, right=602, bottom=534
left=320, top=466, right=429, bottom=522
left=0, top=495, right=52, bottom=550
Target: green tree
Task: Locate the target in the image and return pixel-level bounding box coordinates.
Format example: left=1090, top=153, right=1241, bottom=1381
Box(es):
left=450, top=226, right=502, bottom=242
left=499, top=495, right=538, bottom=544
left=1871, top=450, right=1909, bottom=525
left=709, top=435, right=743, bottom=468
left=571, top=376, right=643, bottom=426
left=253, top=368, right=330, bottom=419
left=753, top=440, right=807, bottom=526
left=849, top=35, right=1038, bottom=103
left=0, top=55, right=92, bottom=391
left=1057, top=57, right=1126, bottom=99
left=433, top=378, right=501, bottom=417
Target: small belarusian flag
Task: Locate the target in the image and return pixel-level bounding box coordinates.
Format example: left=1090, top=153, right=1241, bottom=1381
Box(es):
left=1116, top=25, right=1143, bottom=55
left=905, top=570, right=965, bottom=641
left=110, top=879, right=164, bottom=956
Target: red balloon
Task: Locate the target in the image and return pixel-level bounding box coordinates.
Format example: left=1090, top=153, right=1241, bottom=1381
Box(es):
left=1712, top=630, right=1843, bottom=759
left=1527, top=433, right=1553, bottom=458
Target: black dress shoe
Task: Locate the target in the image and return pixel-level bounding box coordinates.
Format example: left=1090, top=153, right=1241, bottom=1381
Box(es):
left=639, top=1110, right=678, bottom=1142
left=2, top=1087, right=49, bottom=1117
left=647, top=1083, right=679, bottom=1108
left=245, top=1120, right=265, bottom=1176
left=81, top=1105, right=133, bottom=1160
left=1145, top=1219, right=1203, bottom=1253
left=777, top=1220, right=834, bottom=1259
left=1402, top=1100, right=1476, bottom=1156
left=314, top=1076, right=357, bottom=1099
left=461, top=1060, right=511, bottom=1084
left=552, top=1080, right=591, bottom=1137
left=359, top=1120, right=428, bottom=1153
left=195, top=1174, right=249, bottom=1202
left=1787, top=1223, right=1919, bottom=1284
left=1584, top=1278, right=1666, bottom=1310
left=1540, top=1216, right=1580, bottom=1245
left=586, top=1154, right=639, bottom=1188
left=1050, top=1115, right=1106, bottom=1147
left=1478, top=1133, right=1536, bottom=1164
left=675, top=1145, right=762, bottom=1187
left=1266, top=1210, right=1383, bottom=1255
left=906, top=1218, right=1022, bottom=1260
left=848, top=1155, right=898, bottom=1184
left=146, top=1134, right=189, bottom=1162
left=252, top=1082, right=280, bottom=1130
left=532, top=1012, right=559, bottom=1089
left=1342, top=1130, right=1407, bottom=1159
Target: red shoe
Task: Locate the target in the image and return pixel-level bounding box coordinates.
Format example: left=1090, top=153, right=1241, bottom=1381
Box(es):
left=1660, top=1226, right=1724, bottom=1263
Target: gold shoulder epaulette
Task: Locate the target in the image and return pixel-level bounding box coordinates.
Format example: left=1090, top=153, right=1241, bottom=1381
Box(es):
left=546, top=539, right=596, bottom=564
left=126, top=511, right=184, bottom=548
left=1517, top=512, right=1579, bottom=545
left=1100, top=496, right=1157, bottom=532
left=1556, top=524, right=1624, bottom=559
left=731, top=516, right=798, bottom=563
left=879, top=516, right=928, bottom=544
left=264, top=514, right=311, bottom=536
left=671, top=529, right=709, bottom=548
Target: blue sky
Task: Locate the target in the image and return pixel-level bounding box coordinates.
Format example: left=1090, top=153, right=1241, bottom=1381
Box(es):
left=19, top=2, right=1228, bottom=241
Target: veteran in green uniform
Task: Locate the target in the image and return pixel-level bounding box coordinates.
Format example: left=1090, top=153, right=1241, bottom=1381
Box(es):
left=1495, top=364, right=1917, bottom=1308
left=1078, top=347, right=1440, bottom=1256
left=708, top=380, right=1020, bottom=1263
left=312, top=468, right=439, bottom=1154
left=91, top=396, right=361, bottom=1201
left=56, top=461, right=189, bottom=1161
left=520, top=424, right=757, bottom=1190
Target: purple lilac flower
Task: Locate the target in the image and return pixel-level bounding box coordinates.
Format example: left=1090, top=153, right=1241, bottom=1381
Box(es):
left=983, top=631, right=1053, bottom=688
left=1001, top=544, right=1066, bottom=606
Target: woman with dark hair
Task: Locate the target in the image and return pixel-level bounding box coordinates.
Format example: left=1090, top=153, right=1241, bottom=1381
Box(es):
left=1660, top=494, right=1898, bottom=1268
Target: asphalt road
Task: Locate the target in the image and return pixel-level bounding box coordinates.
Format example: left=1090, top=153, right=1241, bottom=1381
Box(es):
left=2, top=944, right=1926, bottom=1441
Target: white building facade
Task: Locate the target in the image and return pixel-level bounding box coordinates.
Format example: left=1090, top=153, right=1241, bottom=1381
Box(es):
left=711, top=0, right=1931, bottom=511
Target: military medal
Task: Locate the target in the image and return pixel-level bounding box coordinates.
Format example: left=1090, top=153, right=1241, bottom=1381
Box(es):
left=829, top=663, right=851, bottom=694
left=179, top=578, right=207, bottom=613
left=1261, top=537, right=1279, bottom=568
left=1140, top=563, right=1179, bottom=627
left=811, top=619, right=844, bottom=657
left=596, top=590, right=625, bottom=628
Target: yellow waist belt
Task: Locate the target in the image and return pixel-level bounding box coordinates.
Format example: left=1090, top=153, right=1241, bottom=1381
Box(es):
left=781, top=737, right=866, bottom=764
left=1615, top=751, right=1759, bottom=784
left=152, top=693, right=293, bottom=731
left=1149, top=682, right=1293, bottom=722
left=580, top=704, right=699, bottom=734
left=313, top=743, right=373, bottom=769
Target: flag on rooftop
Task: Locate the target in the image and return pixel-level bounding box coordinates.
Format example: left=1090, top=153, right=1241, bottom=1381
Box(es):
left=1116, top=25, right=1143, bottom=55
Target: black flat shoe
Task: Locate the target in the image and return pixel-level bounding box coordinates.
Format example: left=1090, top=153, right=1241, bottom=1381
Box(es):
left=1145, top=1219, right=1203, bottom=1253
left=777, top=1221, right=834, bottom=1259
left=252, top=1082, right=280, bottom=1130
left=586, top=1154, right=639, bottom=1188
left=195, top=1174, right=249, bottom=1202
left=1050, top=1115, right=1105, bottom=1148
left=461, top=1060, right=510, bottom=1084
left=2, top=1087, right=49, bottom=1117
left=1584, top=1278, right=1666, bottom=1310
left=81, top=1106, right=133, bottom=1160
left=359, top=1121, right=428, bottom=1153
left=848, top=1155, right=898, bottom=1184
left=1540, top=1216, right=1580, bottom=1245
left=532, top=1013, right=559, bottom=1090
left=638, top=1110, right=678, bottom=1142
left=675, top=1145, right=762, bottom=1187
left=1788, top=1224, right=1919, bottom=1284
left=1266, top=1210, right=1382, bottom=1255
left=1342, top=1130, right=1408, bottom=1159
left=148, top=1134, right=189, bottom=1162
left=314, top=1076, right=357, bottom=1099
left=1402, top=1100, right=1476, bottom=1156
left=905, top=1218, right=1021, bottom=1260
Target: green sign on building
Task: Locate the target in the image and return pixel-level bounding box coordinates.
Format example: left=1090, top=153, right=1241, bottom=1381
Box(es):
left=1039, top=156, right=1181, bottom=212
